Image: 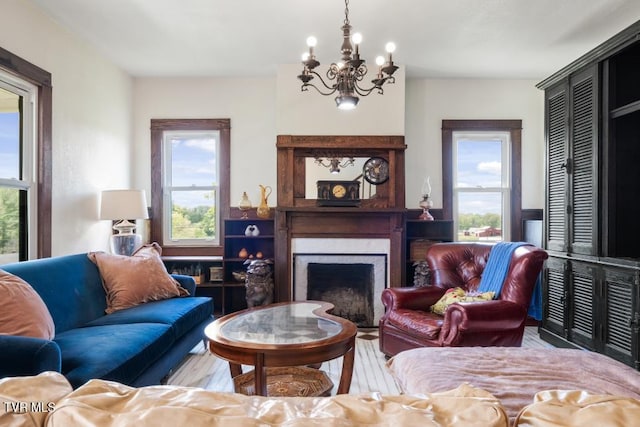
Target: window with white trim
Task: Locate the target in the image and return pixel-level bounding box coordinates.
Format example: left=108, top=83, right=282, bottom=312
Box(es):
left=162, top=130, right=220, bottom=246
left=0, top=74, right=37, bottom=263
left=452, top=131, right=511, bottom=242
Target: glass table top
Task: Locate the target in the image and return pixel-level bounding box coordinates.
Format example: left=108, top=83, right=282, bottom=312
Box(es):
left=219, top=302, right=343, bottom=344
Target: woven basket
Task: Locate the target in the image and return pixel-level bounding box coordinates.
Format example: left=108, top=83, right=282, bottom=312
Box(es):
left=233, top=366, right=333, bottom=397
left=409, top=239, right=437, bottom=261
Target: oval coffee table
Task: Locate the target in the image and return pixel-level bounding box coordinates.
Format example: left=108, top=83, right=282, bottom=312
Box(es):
left=204, top=300, right=357, bottom=397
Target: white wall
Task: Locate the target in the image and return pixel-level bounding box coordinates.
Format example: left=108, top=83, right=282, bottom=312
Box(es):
left=404, top=79, right=545, bottom=209
left=276, top=64, right=405, bottom=135
left=1, top=0, right=133, bottom=256
left=132, top=77, right=277, bottom=208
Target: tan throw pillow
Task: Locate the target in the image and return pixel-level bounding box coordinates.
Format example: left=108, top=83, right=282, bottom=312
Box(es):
left=88, top=242, right=189, bottom=314
left=0, top=269, right=55, bottom=339
left=430, top=287, right=495, bottom=315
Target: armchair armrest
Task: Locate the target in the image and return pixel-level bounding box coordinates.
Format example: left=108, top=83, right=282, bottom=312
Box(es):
left=0, top=335, right=61, bottom=378
left=171, top=274, right=197, bottom=296
left=381, top=286, right=446, bottom=311
left=444, top=300, right=527, bottom=332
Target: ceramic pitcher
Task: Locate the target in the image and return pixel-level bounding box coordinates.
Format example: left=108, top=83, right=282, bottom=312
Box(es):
left=256, top=185, right=272, bottom=218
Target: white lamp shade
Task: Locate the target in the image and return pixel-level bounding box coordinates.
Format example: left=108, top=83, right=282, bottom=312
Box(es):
left=100, top=190, right=149, bottom=220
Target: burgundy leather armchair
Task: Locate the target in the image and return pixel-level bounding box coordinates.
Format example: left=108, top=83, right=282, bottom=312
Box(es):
left=379, top=242, right=548, bottom=357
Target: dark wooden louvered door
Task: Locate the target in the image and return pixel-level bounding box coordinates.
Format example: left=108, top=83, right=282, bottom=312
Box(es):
left=545, top=82, right=569, bottom=252
left=542, top=256, right=568, bottom=338
left=601, top=266, right=639, bottom=368
left=568, top=65, right=599, bottom=256
left=568, top=261, right=597, bottom=350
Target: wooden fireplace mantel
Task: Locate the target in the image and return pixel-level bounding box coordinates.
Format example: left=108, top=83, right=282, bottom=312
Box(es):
left=274, top=135, right=407, bottom=303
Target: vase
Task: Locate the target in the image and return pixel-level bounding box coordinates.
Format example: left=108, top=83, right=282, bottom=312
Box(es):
left=238, top=192, right=252, bottom=219
left=256, top=185, right=272, bottom=219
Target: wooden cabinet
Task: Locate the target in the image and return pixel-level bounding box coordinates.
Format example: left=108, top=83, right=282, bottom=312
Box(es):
left=405, top=212, right=453, bottom=285
left=544, top=65, right=598, bottom=255
left=162, top=256, right=223, bottom=313
left=539, top=20, right=640, bottom=370
left=223, top=218, right=275, bottom=313
left=541, top=258, right=639, bottom=368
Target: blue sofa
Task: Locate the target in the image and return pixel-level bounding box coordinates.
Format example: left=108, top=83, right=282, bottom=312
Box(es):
left=0, top=253, right=213, bottom=388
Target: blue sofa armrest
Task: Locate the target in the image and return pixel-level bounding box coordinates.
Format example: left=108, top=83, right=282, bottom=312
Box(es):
left=0, top=335, right=61, bottom=378
left=171, top=274, right=197, bottom=296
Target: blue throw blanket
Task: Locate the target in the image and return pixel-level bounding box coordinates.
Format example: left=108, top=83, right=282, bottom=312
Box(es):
left=477, top=242, right=541, bottom=320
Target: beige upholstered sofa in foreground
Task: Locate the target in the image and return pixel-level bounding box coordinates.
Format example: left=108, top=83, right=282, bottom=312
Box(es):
left=2, top=371, right=640, bottom=427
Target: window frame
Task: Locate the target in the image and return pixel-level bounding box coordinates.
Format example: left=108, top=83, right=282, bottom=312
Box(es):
left=442, top=120, right=522, bottom=242
left=0, top=46, right=52, bottom=260
left=150, top=119, right=230, bottom=256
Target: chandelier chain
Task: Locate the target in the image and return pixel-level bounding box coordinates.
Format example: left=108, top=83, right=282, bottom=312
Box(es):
left=344, top=0, right=350, bottom=25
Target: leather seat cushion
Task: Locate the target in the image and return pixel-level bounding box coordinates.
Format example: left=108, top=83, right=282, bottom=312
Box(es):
left=387, top=309, right=442, bottom=340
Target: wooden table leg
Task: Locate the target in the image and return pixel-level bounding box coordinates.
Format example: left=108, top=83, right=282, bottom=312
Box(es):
left=229, top=362, right=242, bottom=379
left=336, top=337, right=355, bottom=394
left=254, top=353, right=267, bottom=396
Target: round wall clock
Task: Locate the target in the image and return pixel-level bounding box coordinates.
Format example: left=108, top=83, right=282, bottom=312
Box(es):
left=362, top=157, right=390, bottom=185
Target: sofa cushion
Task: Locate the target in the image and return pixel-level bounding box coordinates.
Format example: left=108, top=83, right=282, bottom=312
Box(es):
left=88, top=243, right=189, bottom=314
left=387, top=309, right=442, bottom=340
left=514, top=390, right=640, bottom=427
left=48, top=381, right=508, bottom=427
left=85, top=296, right=213, bottom=341
left=2, top=254, right=107, bottom=333
left=0, top=270, right=55, bottom=339
left=54, top=323, right=174, bottom=388
left=0, top=371, right=72, bottom=427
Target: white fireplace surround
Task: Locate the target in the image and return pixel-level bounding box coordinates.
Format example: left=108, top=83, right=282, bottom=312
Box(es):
left=291, top=238, right=390, bottom=324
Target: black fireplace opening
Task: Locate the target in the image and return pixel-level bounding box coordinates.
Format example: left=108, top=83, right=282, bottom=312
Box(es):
left=307, top=263, right=374, bottom=327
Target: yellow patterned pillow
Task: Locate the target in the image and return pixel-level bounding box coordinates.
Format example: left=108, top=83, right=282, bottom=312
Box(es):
left=430, top=287, right=495, bottom=315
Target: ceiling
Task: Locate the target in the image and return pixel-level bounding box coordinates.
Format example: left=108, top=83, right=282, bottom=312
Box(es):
left=29, top=0, right=640, bottom=80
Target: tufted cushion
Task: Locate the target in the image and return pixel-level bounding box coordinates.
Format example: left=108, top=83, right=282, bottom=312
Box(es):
left=426, top=244, right=491, bottom=292
left=0, top=270, right=55, bottom=340
left=88, top=243, right=189, bottom=314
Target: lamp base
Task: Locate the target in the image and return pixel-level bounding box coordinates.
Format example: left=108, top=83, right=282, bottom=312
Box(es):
left=110, top=233, right=142, bottom=256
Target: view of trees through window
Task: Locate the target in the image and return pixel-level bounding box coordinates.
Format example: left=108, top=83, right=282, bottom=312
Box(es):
left=0, top=105, right=22, bottom=264
left=164, top=133, right=219, bottom=244
left=454, top=135, right=508, bottom=242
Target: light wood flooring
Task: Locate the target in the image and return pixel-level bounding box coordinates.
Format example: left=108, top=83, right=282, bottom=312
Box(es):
left=167, top=326, right=553, bottom=395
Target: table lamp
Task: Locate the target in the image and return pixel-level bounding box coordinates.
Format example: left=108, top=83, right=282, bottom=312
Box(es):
left=100, top=189, right=149, bottom=256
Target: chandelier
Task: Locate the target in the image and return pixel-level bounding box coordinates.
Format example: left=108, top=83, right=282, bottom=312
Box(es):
left=314, top=156, right=355, bottom=174
left=297, top=0, right=399, bottom=110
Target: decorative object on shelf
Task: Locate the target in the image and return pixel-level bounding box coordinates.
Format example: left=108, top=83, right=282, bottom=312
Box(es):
left=362, top=157, right=390, bottom=184
left=413, top=261, right=431, bottom=287
left=256, top=185, right=272, bottom=218
left=238, top=248, right=249, bottom=259
left=244, top=259, right=274, bottom=308
left=419, top=176, right=434, bottom=221
left=244, top=224, right=260, bottom=237
left=238, top=191, right=252, bottom=219
left=99, top=189, right=149, bottom=256
left=297, top=0, right=399, bottom=110
left=316, top=180, right=360, bottom=207
left=232, top=271, right=247, bottom=282
left=314, top=156, right=355, bottom=174
left=209, top=266, right=224, bottom=282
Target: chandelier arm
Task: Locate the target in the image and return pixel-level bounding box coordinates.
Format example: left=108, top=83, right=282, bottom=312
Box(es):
left=352, top=83, right=382, bottom=97
left=301, top=82, right=338, bottom=97
left=309, top=70, right=339, bottom=91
